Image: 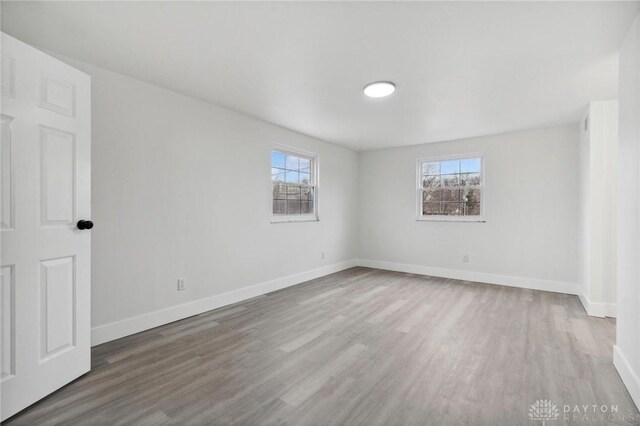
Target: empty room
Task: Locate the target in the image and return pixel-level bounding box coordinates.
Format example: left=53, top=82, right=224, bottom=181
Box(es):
left=1, top=1, right=640, bottom=424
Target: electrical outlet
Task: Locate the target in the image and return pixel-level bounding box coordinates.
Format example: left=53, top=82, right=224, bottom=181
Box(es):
left=321, top=252, right=325, bottom=260
left=177, top=278, right=186, bottom=291
left=463, top=254, right=469, bottom=263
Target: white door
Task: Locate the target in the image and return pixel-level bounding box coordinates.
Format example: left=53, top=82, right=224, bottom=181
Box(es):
left=1, top=32, right=91, bottom=421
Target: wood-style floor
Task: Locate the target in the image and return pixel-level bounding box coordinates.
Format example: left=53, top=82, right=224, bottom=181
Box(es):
left=5, top=267, right=639, bottom=425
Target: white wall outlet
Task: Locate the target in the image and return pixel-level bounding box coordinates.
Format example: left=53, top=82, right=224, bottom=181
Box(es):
left=177, top=278, right=186, bottom=291
left=463, top=254, right=469, bottom=263
left=321, top=252, right=325, bottom=260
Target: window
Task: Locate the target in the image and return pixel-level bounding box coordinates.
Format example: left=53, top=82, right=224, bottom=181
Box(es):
left=271, top=147, right=318, bottom=222
left=417, top=154, right=484, bottom=221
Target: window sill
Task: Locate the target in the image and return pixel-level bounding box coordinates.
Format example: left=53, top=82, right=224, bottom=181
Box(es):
left=271, top=216, right=319, bottom=224
left=416, top=217, right=486, bottom=223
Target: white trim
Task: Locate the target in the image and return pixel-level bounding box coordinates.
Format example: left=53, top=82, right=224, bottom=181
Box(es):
left=91, top=259, right=357, bottom=346
left=271, top=144, right=319, bottom=223
left=356, top=259, right=579, bottom=295
left=273, top=143, right=317, bottom=160
left=415, top=217, right=486, bottom=223
left=417, top=152, right=484, bottom=162
left=614, top=345, right=640, bottom=410
left=416, top=153, right=485, bottom=222
left=92, top=258, right=585, bottom=346
left=578, top=293, right=617, bottom=318
left=271, top=214, right=318, bottom=224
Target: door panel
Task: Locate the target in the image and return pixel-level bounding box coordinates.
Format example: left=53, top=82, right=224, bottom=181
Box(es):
left=40, top=126, right=76, bottom=226
left=0, top=115, right=13, bottom=230
left=1, top=32, right=91, bottom=422
left=40, top=256, right=75, bottom=359
left=1, top=54, right=14, bottom=98
left=0, top=264, right=14, bottom=381
left=40, top=76, right=76, bottom=117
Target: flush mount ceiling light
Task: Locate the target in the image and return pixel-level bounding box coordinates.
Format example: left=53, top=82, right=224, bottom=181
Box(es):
left=363, top=81, right=396, bottom=98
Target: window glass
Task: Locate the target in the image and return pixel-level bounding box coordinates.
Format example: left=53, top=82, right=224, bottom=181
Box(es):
left=272, top=149, right=317, bottom=219
left=419, top=156, right=482, bottom=218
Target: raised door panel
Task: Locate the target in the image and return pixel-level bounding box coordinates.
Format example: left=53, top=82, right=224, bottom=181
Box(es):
left=40, top=257, right=75, bottom=360
left=40, top=127, right=75, bottom=227
left=0, top=265, right=14, bottom=381
left=40, top=77, right=75, bottom=117
left=1, top=116, right=14, bottom=230
left=1, top=55, right=15, bottom=98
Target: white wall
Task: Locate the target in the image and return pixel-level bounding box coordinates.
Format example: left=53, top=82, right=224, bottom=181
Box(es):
left=614, top=13, right=640, bottom=410
left=578, top=100, right=618, bottom=317
left=50, top=49, right=612, bottom=350
left=57, top=54, right=590, bottom=347
left=358, top=125, right=579, bottom=293
left=58, top=58, right=359, bottom=344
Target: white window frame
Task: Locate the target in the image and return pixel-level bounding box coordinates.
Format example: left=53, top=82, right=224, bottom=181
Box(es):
left=270, top=144, right=319, bottom=223
left=416, top=153, right=486, bottom=223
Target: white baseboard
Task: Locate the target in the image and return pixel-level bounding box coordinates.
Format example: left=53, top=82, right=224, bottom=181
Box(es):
left=91, top=259, right=359, bottom=346
left=614, top=345, right=640, bottom=410
left=356, top=259, right=579, bottom=295
left=578, top=293, right=617, bottom=318
left=92, top=258, right=583, bottom=346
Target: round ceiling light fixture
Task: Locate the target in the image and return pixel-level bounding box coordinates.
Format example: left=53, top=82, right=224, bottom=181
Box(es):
left=363, top=81, right=396, bottom=98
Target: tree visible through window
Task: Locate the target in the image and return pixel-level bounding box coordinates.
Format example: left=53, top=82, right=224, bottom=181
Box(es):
left=419, top=156, right=482, bottom=218
left=272, top=149, right=316, bottom=218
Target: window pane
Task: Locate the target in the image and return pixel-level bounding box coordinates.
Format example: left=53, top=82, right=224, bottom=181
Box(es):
left=460, top=173, right=480, bottom=186
left=423, top=189, right=442, bottom=203
left=422, top=175, right=441, bottom=188
left=462, top=188, right=481, bottom=204
left=272, top=151, right=286, bottom=169
left=272, top=168, right=285, bottom=182
left=422, top=190, right=441, bottom=203
left=441, top=189, right=461, bottom=203
left=443, top=202, right=464, bottom=215
left=286, top=200, right=301, bottom=214
left=299, top=172, right=311, bottom=184
left=300, top=200, right=314, bottom=214
left=440, top=160, right=460, bottom=175
left=301, top=186, right=313, bottom=201
left=273, top=184, right=316, bottom=216
left=422, top=201, right=479, bottom=217
left=272, top=183, right=286, bottom=199
left=423, top=189, right=460, bottom=203
left=423, top=162, right=440, bottom=176
left=286, top=186, right=301, bottom=200
left=441, top=174, right=459, bottom=187
left=461, top=158, right=481, bottom=173
left=273, top=199, right=286, bottom=215
left=422, top=202, right=464, bottom=215
left=299, top=157, right=311, bottom=171
left=462, top=202, right=481, bottom=216
left=422, top=202, right=442, bottom=215
left=285, top=170, right=299, bottom=183
left=422, top=196, right=473, bottom=216
left=461, top=189, right=481, bottom=216
left=285, top=155, right=299, bottom=170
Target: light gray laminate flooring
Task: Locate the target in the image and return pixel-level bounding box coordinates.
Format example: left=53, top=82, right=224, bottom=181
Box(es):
left=5, top=267, right=639, bottom=425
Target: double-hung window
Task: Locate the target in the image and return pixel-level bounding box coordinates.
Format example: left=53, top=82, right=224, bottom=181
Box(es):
left=271, top=147, right=318, bottom=222
left=417, top=154, right=484, bottom=221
